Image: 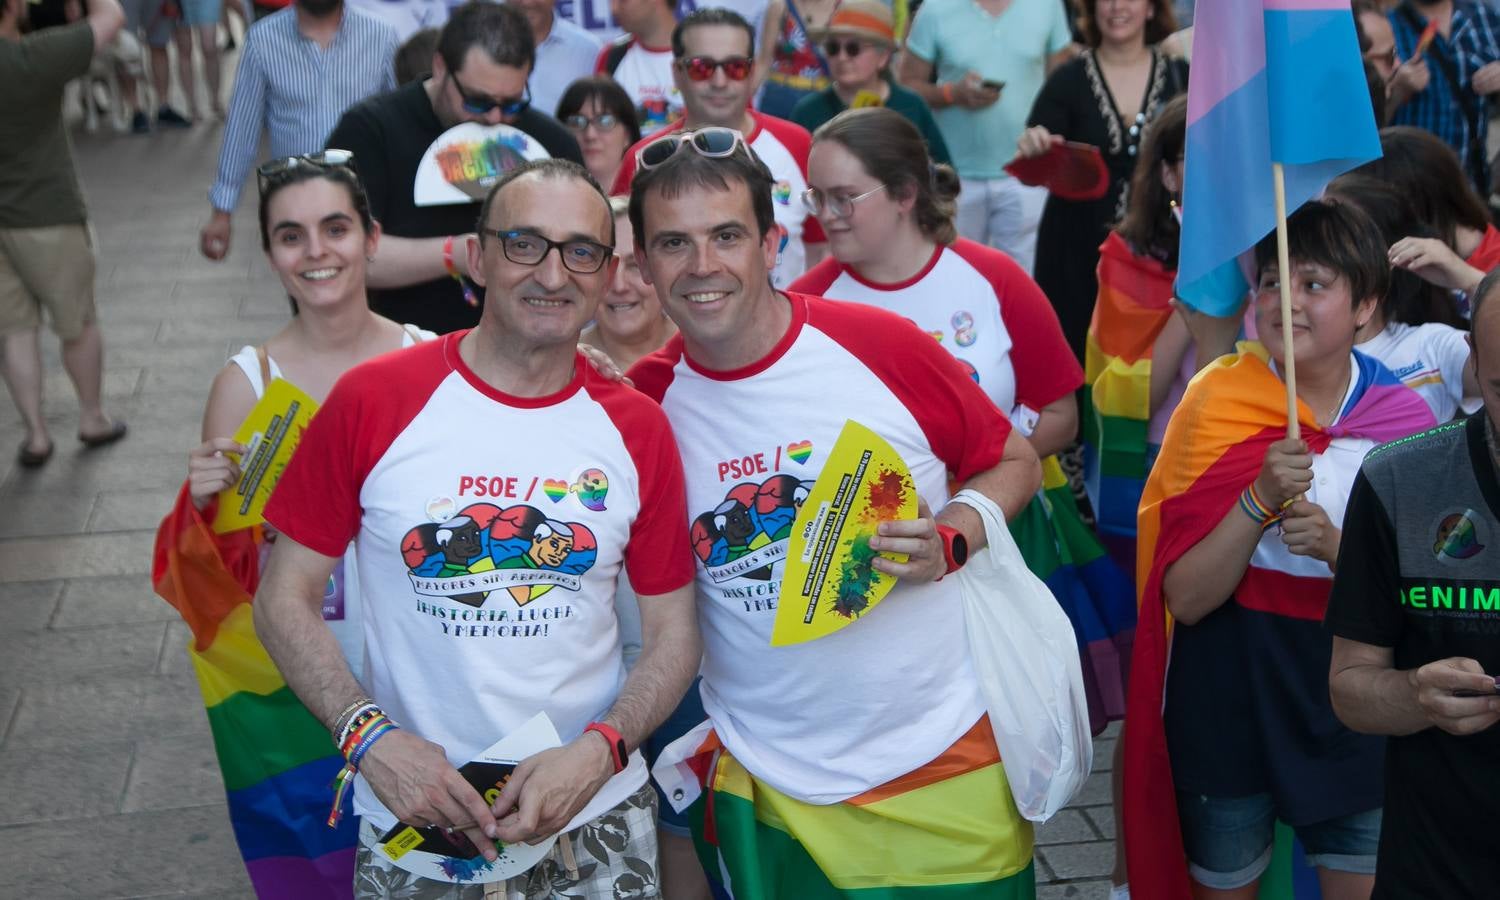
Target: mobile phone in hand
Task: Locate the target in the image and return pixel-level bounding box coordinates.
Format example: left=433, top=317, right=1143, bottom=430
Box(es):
left=1452, top=676, right=1500, bottom=697
left=980, top=80, right=1005, bottom=92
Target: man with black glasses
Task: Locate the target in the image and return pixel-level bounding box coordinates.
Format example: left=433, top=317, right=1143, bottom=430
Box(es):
left=326, top=1, right=582, bottom=334
left=610, top=7, right=826, bottom=286
left=257, top=158, right=700, bottom=898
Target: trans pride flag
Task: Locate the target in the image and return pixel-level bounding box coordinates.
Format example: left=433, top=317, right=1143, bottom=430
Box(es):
left=1176, top=0, right=1380, bottom=314
left=1122, top=346, right=1433, bottom=899
left=153, top=484, right=356, bottom=898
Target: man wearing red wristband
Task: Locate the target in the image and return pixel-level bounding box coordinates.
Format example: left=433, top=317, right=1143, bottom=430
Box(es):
left=255, top=158, right=699, bottom=897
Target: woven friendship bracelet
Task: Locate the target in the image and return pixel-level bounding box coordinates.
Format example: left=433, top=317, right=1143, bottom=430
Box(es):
left=328, top=713, right=398, bottom=828
left=1238, top=483, right=1282, bottom=530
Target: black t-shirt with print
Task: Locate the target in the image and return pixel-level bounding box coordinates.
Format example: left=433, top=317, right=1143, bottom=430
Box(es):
left=326, top=81, right=582, bottom=335
left=1327, top=413, right=1500, bottom=899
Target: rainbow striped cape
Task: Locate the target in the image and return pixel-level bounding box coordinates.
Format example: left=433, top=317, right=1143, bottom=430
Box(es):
left=1122, top=345, right=1433, bottom=899
left=153, top=483, right=356, bottom=897
left=1011, top=458, right=1135, bottom=734
left=1082, top=232, right=1177, bottom=556
left=656, top=717, right=1035, bottom=899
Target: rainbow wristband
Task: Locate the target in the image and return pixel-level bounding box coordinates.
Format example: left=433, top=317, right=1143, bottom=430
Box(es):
left=1239, top=484, right=1281, bottom=529
left=328, top=715, right=398, bottom=828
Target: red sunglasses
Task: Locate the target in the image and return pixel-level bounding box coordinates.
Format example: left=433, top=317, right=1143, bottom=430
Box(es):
left=679, top=55, right=755, bottom=82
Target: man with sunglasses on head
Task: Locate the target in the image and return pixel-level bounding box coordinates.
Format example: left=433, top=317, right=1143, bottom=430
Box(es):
left=611, top=7, right=827, bottom=287
left=326, top=1, right=582, bottom=335
left=625, top=128, right=1044, bottom=897
left=257, top=157, right=700, bottom=898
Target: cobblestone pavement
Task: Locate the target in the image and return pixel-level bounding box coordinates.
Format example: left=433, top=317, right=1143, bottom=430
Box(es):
left=0, top=111, right=1122, bottom=900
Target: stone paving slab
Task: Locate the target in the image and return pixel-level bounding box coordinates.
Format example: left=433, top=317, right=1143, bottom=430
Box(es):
left=0, top=95, right=1126, bottom=898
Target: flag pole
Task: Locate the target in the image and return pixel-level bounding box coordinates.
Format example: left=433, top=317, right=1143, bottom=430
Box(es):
left=1272, top=162, right=1300, bottom=441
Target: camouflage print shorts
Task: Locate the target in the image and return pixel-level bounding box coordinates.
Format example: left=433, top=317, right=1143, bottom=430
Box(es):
left=355, top=782, right=661, bottom=899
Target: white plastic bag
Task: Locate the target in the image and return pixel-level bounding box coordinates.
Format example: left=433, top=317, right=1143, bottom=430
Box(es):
left=948, top=488, right=1092, bottom=822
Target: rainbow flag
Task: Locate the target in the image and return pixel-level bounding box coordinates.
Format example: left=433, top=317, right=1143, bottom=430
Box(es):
left=1011, top=458, right=1135, bottom=734
left=657, top=718, right=1035, bottom=899
left=1122, top=345, right=1433, bottom=899
left=153, top=483, right=356, bottom=897
left=1177, top=0, right=1380, bottom=314
left=1081, top=231, right=1177, bottom=565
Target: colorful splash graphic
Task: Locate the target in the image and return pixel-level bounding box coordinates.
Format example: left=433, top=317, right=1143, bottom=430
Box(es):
left=571, top=468, right=609, bottom=511
left=434, top=132, right=533, bottom=199
left=1435, top=510, right=1485, bottom=560
left=787, top=440, right=813, bottom=465
left=437, top=853, right=497, bottom=882
left=772, top=420, right=917, bottom=646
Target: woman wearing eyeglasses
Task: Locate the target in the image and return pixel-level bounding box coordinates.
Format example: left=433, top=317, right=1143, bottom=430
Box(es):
left=556, top=76, right=644, bottom=193
left=791, top=107, right=1136, bottom=738
left=788, top=0, right=951, bottom=166
left=1015, top=0, right=1187, bottom=365
left=152, top=153, right=435, bottom=895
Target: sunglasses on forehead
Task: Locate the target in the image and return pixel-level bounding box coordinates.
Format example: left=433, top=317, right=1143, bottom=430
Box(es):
left=637, top=127, right=748, bottom=171
left=256, top=149, right=357, bottom=192
left=678, top=55, right=755, bottom=82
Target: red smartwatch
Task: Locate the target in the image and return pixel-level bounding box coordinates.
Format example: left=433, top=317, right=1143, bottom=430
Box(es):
left=937, top=524, right=969, bottom=578
left=584, top=722, right=628, bottom=774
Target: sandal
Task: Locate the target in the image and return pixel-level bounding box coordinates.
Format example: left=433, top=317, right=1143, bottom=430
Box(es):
left=79, top=420, right=128, bottom=448
left=18, top=440, right=53, bottom=468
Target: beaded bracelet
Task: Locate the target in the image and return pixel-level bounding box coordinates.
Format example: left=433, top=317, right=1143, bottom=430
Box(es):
left=328, top=712, right=399, bottom=827
left=1238, top=483, right=1282, bottom=530
left=333, top=700, right=378, bottom=747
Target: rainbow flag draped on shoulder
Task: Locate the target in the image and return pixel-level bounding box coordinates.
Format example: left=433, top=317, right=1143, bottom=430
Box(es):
left=1082, top=231, right=1177, bottom=563
left=1122, top=345, right=1434, bottom=899
left=153, top=483, right=356, bottom=898
left=655, top=717, right=1035, bottom=899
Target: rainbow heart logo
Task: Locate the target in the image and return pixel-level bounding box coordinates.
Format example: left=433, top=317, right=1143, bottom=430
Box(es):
left=542, top=479, right=570, bottom=502
left=787, top=440, right=813, bottom=465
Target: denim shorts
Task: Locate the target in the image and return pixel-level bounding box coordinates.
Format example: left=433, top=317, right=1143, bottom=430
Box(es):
left=1176, top=790, right=1381, bottom=890
left=178, top=0, right=222, bottom=26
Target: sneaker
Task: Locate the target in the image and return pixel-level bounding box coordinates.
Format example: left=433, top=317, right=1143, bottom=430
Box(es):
left=130, top=110, right=150, bottom=134
left=156, top=106, right=192, bottom=128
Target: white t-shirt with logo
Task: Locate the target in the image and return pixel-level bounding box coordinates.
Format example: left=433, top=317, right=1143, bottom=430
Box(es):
left=631, top=292, right=1010, bottom=804
left=265, top=333, right=694, bottom=833
left=613, top=110, right=827, bottom=288
left=1356, top=321, right=1478, bottom=424
left=791, top=239, right=1082, bottom=417
left=599, top=38, right=683, bottom=134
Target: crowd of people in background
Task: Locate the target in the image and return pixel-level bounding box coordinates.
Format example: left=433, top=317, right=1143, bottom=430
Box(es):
left=7, top=0, right=1500, bottom=897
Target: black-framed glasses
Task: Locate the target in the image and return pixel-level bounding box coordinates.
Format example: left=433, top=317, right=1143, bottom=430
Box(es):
left=563, top=113, right=622, bottom=133
left=823, top=39, right=867, bottom=58
left=637, top=127, right=747, bottom=170
left=450, top=72, right=530, bottom=117
left=801, top=184, right=886, bottom=218
left=480, top=228, right=613, bottom=274
left=257, top=149, right=357, bottom=192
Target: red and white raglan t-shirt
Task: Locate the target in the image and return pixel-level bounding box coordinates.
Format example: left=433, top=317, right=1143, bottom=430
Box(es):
left=264, top=333, right=694, bottom=833
left=612, top=110, right=826, bottom=289
left=630, top=292, right=1011, bottom=804
left=792, top=239, right=1083, bottom=420
left=595, top=37, right=682, bottom=134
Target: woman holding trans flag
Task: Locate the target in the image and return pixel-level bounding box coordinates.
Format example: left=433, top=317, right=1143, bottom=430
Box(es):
left=153, top=153, right=433, bottom=898
left=1127, top=202, right=1435, bottom=900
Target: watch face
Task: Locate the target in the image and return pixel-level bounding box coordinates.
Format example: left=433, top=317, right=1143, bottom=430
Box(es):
left=951, top=532, right=968, bottom=566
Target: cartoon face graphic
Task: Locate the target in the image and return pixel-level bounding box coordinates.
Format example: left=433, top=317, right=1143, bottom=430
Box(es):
left=693, top=475, right=815, bottom=582
left=714, top=499, right=755, bottom=547
left=528, top=521, right=575, bottom=568
left=571, top=468, right=609, bottom=511
left=436, top=516, right=483, bottom=564
left=1435, top=511, right=1485, bottom=560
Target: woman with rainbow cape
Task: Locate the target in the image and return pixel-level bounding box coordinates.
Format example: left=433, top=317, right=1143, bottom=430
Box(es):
left=152, top=154, right=433, bottom=897
left=1122, top=201, right=1437, bottom=900
left=792, top=107, right=1136, bottom=738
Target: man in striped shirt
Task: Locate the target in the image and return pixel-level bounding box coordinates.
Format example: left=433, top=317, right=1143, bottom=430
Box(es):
left=198, top=0, right=398, bottom=261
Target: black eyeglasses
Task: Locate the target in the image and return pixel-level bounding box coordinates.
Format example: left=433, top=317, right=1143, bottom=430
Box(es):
left=563, top=113, right=621, bottom=133
left=480, top=228, right=613, bottom=274
left=450, top=72, right=530, bottom=117
left=637, top=127, right=747, bottom=170
left=257, top=149, right=356, bottom=192
left=823, top=39, right=866, bottom=58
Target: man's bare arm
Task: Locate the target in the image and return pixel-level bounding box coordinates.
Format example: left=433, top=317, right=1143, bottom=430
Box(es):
left=1330, top=637, right=1500, bottom=737
left=366, top=234, right=474, bottom=290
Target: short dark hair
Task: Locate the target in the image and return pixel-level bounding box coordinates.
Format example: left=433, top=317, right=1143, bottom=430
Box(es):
left=258, top=164, right=374, bottom=253
left=477, top=158, right=614, bottom=246
left=1472, top=267, right=1500, bottom=328
left=439, top=2, right=535, bottom=77
left=395, top=27, right=440, bottom=86
left=814, top=108, right=961, bottom=244
left=1115, top=94, right=1186, bottom=267
left=555, top=76, right=643, bottom=147
left=1073, top=0, right=1177, bottom=48
left=671, top=7, right=755, bottom=59
left=627, top=138, right=776, bottom=247
left=1253, top=199, right=1389, bottom=310
left=1354, top=126, right=1492, bottom=249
